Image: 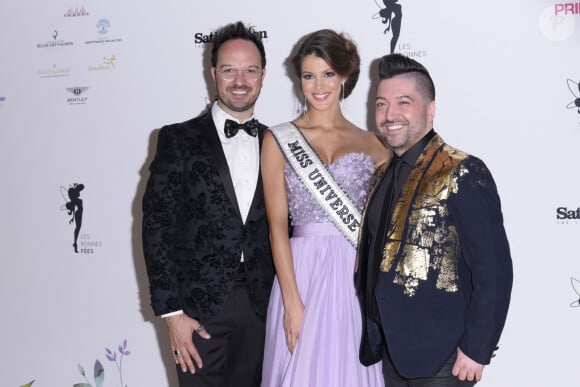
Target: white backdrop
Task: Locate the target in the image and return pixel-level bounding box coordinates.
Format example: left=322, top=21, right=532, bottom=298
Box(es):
left=1, top=1, right=579, bottom=386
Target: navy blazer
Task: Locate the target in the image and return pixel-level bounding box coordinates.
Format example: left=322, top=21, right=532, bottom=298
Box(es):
left=356, top=134, right=513, bottom=378
left=142, top=110, right=274, bottom=322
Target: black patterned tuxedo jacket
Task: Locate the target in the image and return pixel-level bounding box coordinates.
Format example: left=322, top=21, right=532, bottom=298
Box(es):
left=356, top=134, right=513, bottom=378
left=142, top=110, right=274, bottom=322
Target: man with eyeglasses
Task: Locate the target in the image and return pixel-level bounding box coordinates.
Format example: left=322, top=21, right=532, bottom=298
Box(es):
left=142, top=21, right=274, bottom=387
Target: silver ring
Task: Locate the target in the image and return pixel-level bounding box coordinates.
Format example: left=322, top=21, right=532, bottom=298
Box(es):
left=173, top=350, right=181, bottom=356
left=195, top=324, right=205, bottom=334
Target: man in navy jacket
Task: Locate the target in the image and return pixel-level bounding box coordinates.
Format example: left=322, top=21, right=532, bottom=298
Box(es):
left=356, top=53, right=513, bottom=386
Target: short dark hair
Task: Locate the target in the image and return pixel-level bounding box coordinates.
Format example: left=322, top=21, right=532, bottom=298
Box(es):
left=378, top=53, right=435, bottom=101
left=211, top=21, right=266, bottom=68
left=291, top=29, right=360, bottom=98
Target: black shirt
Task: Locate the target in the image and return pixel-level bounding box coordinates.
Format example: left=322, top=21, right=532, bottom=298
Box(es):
left=365, top=129, right=436, bottom=320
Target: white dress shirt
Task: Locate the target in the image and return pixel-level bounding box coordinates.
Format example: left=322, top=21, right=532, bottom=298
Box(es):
left=211, top=102, right=260, bottom=227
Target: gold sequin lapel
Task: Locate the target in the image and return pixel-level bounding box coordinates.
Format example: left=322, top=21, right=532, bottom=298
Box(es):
left=380, top=135, right=469, bottom=296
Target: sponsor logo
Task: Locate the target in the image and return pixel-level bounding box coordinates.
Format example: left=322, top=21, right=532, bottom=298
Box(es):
left=97, top=18, right=111, bottom=34
left=194, top=31, right=218, bottom=45
left=0, top=96, right=5, bottom=108
left=36, top=30, right=74, bottom=48
left=86, top=18, right=122, bottom=44
left=539, top=4, right=576, bottom=41
left=556, top=206, right=580, bottom=224
left=66, top=87, right=89, bottom=105
left=37, top=64, right=71, bottom=78
left=194, top=29, right=269, bottom=47
left=89, top=55, right=117, bottom=71
left=64, top=5, right=89, bottom=17
left=555, top=3, right=580, bottom=15
left=60, top=183, right=103, bottom=254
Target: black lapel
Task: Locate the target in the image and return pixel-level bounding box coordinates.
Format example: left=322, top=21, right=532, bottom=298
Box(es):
left=247, top=125, right=267, bottom=215
left=200, top=112, right=242, bottom=218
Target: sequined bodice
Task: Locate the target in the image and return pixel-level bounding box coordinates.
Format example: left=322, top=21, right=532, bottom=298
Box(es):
left=285, top=152, right=374, bottom=225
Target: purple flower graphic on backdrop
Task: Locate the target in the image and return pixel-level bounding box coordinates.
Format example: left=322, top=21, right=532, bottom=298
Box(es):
left=105, top=339, right=131, bottom=387
left=0, top=96, right=5, bottom=108
left=74, top=339, right=130, bottom=387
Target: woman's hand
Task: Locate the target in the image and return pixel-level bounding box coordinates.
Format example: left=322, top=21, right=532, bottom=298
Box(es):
left=283, top=301, right=304, bottom=353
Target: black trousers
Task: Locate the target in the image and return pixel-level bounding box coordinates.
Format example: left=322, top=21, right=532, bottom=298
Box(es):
left=177, top=280, right=265, bottom=387
left=382, top=349, right=477, bottom=387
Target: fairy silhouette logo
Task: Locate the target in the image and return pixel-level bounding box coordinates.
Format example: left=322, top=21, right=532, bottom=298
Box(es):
left=566, top=78, right=580, bottom=121
left=60, top=183, right=103, bottom=254
left=372, top=0, right=403, bottom=53
left=570, top=277, right=580, bottom=307
left=370, top=1, right=427, bottom=58
left=61, top=183, right=84, bottom=253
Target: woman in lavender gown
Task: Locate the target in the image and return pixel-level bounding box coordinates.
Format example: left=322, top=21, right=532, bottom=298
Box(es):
left=261, top=29, right=391, bottom=386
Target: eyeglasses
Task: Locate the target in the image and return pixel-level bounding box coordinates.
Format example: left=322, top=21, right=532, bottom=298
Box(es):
left=217, top=66, right=262, bottom=82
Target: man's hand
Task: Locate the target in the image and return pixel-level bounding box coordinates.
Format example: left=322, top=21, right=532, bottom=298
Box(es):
left=452, top=347, right=484, bottom=382
left=165, top=314, right=211, bottom=374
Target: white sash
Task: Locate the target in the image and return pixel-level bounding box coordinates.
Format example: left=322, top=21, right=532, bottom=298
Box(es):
left=269, top=122, right=362, bottom=247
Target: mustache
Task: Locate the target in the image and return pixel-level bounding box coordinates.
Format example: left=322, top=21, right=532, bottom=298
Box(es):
left=227, top=86, right=252, bottom=92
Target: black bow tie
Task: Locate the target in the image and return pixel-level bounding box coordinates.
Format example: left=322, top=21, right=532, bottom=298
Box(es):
left=224, top=119, right=259, bottom=138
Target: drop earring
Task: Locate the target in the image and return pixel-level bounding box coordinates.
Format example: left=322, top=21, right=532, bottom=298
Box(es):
left=340, top=82, right=345, bottom=110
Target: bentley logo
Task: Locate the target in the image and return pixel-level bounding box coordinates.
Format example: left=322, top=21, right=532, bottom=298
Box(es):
left=66, top=87, right=89, bottom=96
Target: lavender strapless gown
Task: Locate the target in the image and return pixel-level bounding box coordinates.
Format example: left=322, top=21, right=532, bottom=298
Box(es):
left=262, top=153, right=384, bottom=387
